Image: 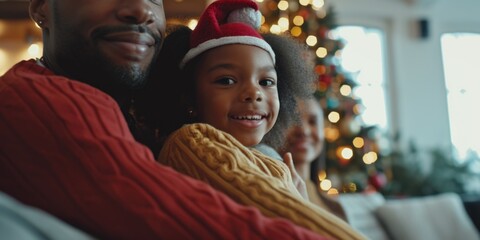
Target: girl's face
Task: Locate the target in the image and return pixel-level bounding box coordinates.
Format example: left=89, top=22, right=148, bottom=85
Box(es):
left=193, top=44, right=279, bottom=147
left=282, top=98, right=325, bottom=164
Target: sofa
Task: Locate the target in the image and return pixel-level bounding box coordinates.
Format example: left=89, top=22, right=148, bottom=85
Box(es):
left=0, top=192, right=93, bottom=240
left=337, top=192, right=480, bottom=240
left=3, top=188, right=479, bottom=240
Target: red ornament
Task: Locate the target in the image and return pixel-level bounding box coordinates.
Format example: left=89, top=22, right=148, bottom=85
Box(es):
left=329, top=65, right=336, bottom=72
left=318, top=26, right=329, bottom=39
left=319, top=74, right=332, bottom=86
left=368, top=172, right=387, bottom=190
left=299, top=9, right=310, bottom=19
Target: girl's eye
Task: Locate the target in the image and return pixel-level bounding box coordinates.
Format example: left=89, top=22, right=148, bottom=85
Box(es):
left=259, top=79, right=276, bottom=87
left=215, top=77, right=236, bottom=85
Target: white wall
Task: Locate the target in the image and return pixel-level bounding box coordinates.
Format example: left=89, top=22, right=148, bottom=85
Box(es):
left=330, top=0, right=480, bottom=152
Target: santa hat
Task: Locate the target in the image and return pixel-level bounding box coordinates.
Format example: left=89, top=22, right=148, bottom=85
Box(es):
left=179, top=0, right=275, bottom=69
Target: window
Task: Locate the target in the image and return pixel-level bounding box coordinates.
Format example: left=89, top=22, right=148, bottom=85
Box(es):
left=330, top=26, right=388, bottom=129
left=441, top=32, right=480, bottom=161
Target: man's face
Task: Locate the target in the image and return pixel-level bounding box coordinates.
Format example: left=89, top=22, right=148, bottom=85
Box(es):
left=193, top=44, right=279, bottom=147
left=38, top=0, right=165, bottom=91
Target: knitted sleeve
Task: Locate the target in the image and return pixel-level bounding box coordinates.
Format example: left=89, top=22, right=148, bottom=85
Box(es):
left=159, top=123, right=366, bottom=240
left=0, top=60, right=327, bottom=240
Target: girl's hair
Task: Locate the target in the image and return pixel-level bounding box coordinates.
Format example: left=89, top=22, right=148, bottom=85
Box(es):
left=134, top=27, right=316, bottom=155
left=133, top=25, right=194, bottom=155
left=260, top=33, right=316, bottom=148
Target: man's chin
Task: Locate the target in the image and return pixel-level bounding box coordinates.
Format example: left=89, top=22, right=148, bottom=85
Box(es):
left=102, top=62, right=149, bottom=89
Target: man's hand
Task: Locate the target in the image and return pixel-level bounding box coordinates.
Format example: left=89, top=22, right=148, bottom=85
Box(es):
left=283, top=152, right=308, bottom=200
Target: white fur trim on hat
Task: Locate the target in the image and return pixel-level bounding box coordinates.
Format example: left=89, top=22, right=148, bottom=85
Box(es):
left=179, top=36, right=276, bottom=69
left=227, top=7, right=261, bottom=29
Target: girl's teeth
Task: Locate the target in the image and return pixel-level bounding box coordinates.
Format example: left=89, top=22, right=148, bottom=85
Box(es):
left=234, top=115, right=262, bottom=120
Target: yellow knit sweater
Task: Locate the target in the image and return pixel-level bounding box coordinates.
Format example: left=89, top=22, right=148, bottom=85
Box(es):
left=159, top=123, right=365, bottom=239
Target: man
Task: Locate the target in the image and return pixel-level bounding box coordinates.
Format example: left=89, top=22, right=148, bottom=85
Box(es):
left=0, top=0, right=327, bottom=239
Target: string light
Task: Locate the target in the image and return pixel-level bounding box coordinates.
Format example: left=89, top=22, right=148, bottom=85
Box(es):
left=27, top=43, right=41, bottom=57
left=311, top=0, right=325, bottom=10
left=187, top=19, right=198, bottom=30
left=316, top=47, right=328, bottom=58
left=327, top=188, right=339, bottom=195
left=299, top=0, right=309, bottom=6
left=327, top=111, right=340, bottom=123
left=344, top=183, right=357, bottom=192
left=290, top=26, right=302, bottom=37
left=340, top=84, right=352, bottom=96
left=363, top=151, right=378, bottom=164
left=277, top=0, right=289, bottom=11
left=318, top=170, right=327, bottom=181
left=353, top=137, right=365, bottom=148
left=316, top=8, right=327, bottom=18
left=315, top=65, right=326, bottom=74
left=306, top=35, right=318, bottom=46
left=353, top=104, right=363, bottom=115
left=278, top=17, right=289, bottom=32
left=269, top=24, right=282, bottom=34
left=325, top=127, right=340, bottom=142
left=337, top=146, right=353, bottom=160
left=320, top=179, right=332, bottom=191
left=293, top=15, right=304, bottom=26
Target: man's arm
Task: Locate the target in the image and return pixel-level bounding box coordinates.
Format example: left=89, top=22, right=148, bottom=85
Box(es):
left=0, top=64, right=326, bottom=239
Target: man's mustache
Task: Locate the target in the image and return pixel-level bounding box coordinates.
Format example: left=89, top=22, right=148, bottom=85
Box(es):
left=92, top=25, right=162, bottom=46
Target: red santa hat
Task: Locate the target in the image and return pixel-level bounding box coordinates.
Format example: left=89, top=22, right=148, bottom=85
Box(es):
left=179, top=0, right=276, bottom=69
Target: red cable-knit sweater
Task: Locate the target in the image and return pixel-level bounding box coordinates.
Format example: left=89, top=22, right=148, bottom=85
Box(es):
left=0, top=60, right=328, bottom=240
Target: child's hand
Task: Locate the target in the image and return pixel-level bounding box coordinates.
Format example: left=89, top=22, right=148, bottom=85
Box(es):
left=283, top=152, right=308, bottom=200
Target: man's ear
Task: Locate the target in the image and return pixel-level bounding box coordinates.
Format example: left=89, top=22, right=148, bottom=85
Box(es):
left=29, top=0, right=49, bottom=28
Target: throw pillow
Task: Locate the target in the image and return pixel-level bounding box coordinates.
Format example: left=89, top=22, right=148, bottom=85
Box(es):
left=338, top=192, right=390, bottom=240
left=375, top=192, right=480, bottom=240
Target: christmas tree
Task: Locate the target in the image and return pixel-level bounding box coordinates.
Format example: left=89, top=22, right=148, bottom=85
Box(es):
left=259, top=0, right=389, bottom=193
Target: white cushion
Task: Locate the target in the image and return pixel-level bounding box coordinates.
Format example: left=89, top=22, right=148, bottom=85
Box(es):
left=375, top=192, right=480, bottom=240
left=338, top=192, right=390, bottom=240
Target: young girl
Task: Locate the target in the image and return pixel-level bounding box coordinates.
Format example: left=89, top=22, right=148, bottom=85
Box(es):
left=135, top=0, right=364, bottom=239
left=136, top=15, right=310, bottom=154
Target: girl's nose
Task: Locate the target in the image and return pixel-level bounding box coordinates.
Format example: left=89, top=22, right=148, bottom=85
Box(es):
left=242, top=86, right=263, bottom=102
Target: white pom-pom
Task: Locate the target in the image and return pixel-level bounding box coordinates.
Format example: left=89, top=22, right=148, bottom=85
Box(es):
left=227, top=7, right=261, bottom=29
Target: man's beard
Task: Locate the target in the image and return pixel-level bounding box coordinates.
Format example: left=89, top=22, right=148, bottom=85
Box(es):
left=85, top=53, right=152, bottom=91
left=50, top=48, right=153, bottom=103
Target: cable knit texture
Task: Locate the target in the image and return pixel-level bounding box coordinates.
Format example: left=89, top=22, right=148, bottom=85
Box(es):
left=0, top=60, right=329, bottom=240
left=159, top=123, right=366, bottom=240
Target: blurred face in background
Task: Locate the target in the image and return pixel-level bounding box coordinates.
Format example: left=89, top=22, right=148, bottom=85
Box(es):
left=281, top=98, right=325, bottom=165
